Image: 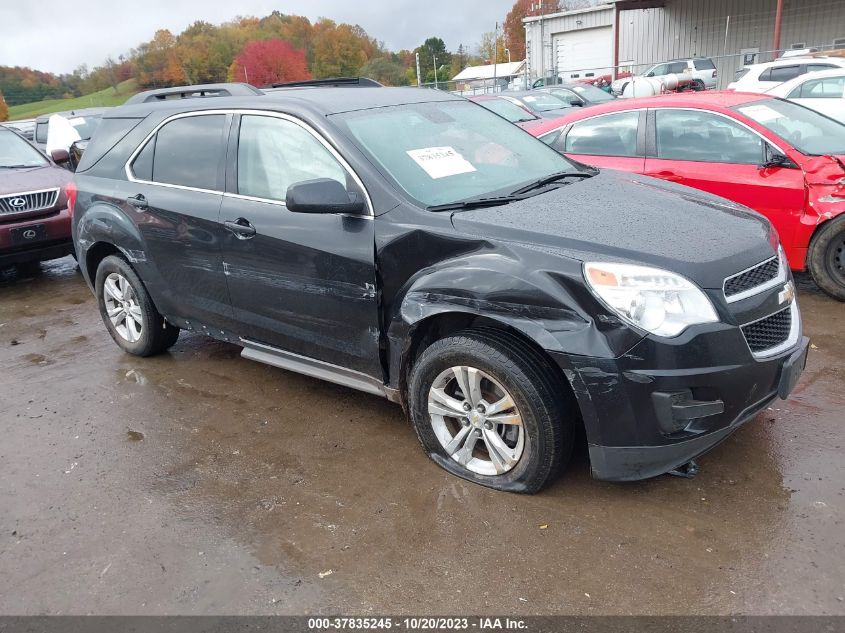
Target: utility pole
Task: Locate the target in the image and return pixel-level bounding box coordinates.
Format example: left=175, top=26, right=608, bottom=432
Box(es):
left=415, top=52, right=421, bottom=87
left=493, top=22, right=499, bottom=91
left=433, top=53, right=438, bottom=89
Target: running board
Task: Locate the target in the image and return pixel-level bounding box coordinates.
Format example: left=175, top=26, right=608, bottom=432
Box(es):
left=240, top=339, right=395, bottom=400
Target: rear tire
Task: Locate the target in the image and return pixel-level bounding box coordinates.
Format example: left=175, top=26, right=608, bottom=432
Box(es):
left=808, top=215, right=845, bottom=301
left=95, top=255, right=180, bottom=356
left=692, top=79, right=706, bottom=91
left=407, top=329, right=574, bottom=494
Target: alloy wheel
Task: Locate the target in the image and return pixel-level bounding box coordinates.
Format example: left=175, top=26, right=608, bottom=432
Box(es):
left=103, top=272, right=143, bottom=343
left=427, top=366, right=524, bottom=476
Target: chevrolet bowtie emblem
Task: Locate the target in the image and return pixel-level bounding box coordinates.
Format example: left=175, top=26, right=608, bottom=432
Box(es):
left=778, top=282, right=795, bottom=306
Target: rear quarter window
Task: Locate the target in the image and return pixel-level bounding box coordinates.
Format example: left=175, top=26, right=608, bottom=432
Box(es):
left=768, top=65, right=801, bottom=82
left=694, top=59, right=716, bottom=70
left=76, top=117, right=145, bottom=173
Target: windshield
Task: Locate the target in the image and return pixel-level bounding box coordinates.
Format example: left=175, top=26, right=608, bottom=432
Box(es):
left=476, top=98, right=537, bottom=123
left=734, top=99, right=845, bottom=155
left=569, top=84, right=615, bottom=102
left=332, top=100, right=577, bottom=207
left=516, top=93, right=571, bottom=113
left=0, top=130, right=49, bottom=168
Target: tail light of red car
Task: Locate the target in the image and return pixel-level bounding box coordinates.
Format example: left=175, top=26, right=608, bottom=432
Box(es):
left=66, top=181, right=78, bottom=218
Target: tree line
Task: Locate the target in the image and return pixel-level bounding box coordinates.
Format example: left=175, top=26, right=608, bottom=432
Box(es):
left=0, top=1, right=598, bottom=118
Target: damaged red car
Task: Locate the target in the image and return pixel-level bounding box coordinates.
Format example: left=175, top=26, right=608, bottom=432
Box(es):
left=531, top=92, right=845, bottom=300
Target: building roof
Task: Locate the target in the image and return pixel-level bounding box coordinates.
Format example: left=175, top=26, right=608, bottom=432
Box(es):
left=452, top=62, right=526, bottom=82
left=523, top=3, right=614, bottom=23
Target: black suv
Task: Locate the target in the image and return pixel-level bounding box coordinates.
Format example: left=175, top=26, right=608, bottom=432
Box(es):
left=72, top=82, right=809, bottom=493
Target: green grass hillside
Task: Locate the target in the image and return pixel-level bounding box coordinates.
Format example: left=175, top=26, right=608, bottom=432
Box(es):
left=7, top=79, right=138, bottom=120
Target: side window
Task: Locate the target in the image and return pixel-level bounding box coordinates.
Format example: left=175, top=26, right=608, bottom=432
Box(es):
left=802, top=76, right=845, bottom=98
left=807, top=64, right=837, bottom=73
left=131, top=136, right=155, bottom=181
left=237, top=115, right=349, bottom=203
left=648, top=64, right=668, bottom=77
left=655, top=110, right=763, bottom=164
left=133, top=115, right=226, bottom=190
left=564, top=111, right=640, bottom=157
left=668, top=61, right=688, bottom=74
left=768, top=65, right=801, bottom=82
left=35, top=122, right=48, bottom=144
left=759, top=69, right=773, bottom=81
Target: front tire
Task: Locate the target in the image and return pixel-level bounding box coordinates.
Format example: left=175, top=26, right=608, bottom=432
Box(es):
left=95, top=255, right=180, bottom=356
left=407, top=329, right=574, bottom=493
left=808, top=216, right=845, bottom=301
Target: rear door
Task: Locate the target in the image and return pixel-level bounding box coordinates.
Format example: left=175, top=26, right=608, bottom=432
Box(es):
left=643, top=108, right=806, bottom=247
left=544, top=110, right=646, bottom=172
left=219, top=112, right=381, bottom=377
left=125, top=112, right=234, bottom=329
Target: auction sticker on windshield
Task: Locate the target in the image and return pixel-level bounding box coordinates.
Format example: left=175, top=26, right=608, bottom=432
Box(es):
left=407, top=146, right=477, bottom=179
left=738, top=104, right=784, bottom=122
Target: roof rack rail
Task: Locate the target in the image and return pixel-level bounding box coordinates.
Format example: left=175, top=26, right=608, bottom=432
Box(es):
left=124, top=83, right=263, bottom=105
left=267, top=77, right=384, bottom=89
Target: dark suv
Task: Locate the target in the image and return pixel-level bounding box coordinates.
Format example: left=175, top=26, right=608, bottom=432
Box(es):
left=72, top=82, right=809, bottom=493
left=1, top=126, right=73, bottom=267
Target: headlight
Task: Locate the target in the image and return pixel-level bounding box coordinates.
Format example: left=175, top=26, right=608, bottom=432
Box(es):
left=584, top=262, right=719, bottom=337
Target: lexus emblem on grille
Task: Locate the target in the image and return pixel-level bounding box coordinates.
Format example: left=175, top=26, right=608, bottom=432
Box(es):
left=9, top=197, right=27, bottom=208
left=22, top=229, right=37, bottom=240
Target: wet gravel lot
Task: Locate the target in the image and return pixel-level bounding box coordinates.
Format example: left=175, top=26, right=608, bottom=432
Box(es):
left=1, top=256, right=843, bottom=615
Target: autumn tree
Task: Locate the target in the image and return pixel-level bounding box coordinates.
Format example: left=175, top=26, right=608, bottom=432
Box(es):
left=229, top=39, right=311, bottom=86
left=0, top=92, right=9, bottom=122
left=359, top=57, right=409, bottom=86
left=478, top=32, right=509, bottom=64
left=312, top=20, right=377, bottom=78
left=504, top=0, right=566, bottom=60
left=133, top=29, right=185, bottom=87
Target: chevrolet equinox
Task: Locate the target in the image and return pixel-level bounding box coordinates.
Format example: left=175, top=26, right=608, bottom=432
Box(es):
left=71, top=82, right=809, bottom=493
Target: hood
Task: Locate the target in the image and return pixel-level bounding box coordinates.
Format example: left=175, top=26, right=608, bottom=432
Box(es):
left=0, top=164, right=71, bottom=197
left=801, top=154, right=845, bottom=186
left=450, top=169, right=776, bottom=289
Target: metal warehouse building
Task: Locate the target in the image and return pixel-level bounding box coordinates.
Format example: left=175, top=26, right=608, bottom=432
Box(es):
left=524, top=0, right=845, bottom=87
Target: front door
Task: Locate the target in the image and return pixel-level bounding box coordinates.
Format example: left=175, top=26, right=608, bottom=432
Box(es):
left=644, top=108, right=806, bottom=248
left=220, top=113, right=381, bottom=377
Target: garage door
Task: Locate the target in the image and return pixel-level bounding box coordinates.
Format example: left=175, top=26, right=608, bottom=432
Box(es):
left=553, top=26, right=613, bottom=80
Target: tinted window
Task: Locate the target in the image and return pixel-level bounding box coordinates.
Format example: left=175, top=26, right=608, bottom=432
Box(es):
left=564, top=111, right=640, bottom=157
left=656, top=110, right=762, bottom=164
left=694, top=59, right=716, bottom=70
left=131, top=136, right=155, bottom=181
left=768, top=65, right=801, bottom=82
left=759, top=69, right=773, bottom=81
left=151, top=115, right=225, bottom=190
left=668, top=61, right=688, bottom=74
left=237, top=115, right=348, bottom=202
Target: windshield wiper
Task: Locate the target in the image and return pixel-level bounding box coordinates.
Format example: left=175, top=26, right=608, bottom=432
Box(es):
left=510, top=170, right=595, bottom=196
left=427, top=195, right=522, bottom=212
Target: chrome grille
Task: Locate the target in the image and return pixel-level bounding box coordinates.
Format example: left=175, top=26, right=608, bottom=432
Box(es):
left=0, top=188, right=60, bottom=215
left=742, top=306, right=792, bottom=354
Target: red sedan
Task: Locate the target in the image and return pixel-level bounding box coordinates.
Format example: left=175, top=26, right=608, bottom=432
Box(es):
left=528, top=91, right=845, bottom=300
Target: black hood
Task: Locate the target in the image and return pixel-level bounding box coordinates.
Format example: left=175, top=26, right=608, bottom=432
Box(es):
left=450, top=169, right=776, bottom=289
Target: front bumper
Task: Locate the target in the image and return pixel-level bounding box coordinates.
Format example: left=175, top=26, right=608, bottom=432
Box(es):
left=0, top=207, right=73, bottom=265
left=552, top=326, right=809, bottom=482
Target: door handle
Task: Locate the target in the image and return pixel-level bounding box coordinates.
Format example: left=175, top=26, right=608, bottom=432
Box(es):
left=224, top=218, right=257, bottom=239
left=127, top=194, right=148, bottom=210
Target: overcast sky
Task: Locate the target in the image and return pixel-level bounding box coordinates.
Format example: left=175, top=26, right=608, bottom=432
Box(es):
left=1, top=0, right=516, bottom=75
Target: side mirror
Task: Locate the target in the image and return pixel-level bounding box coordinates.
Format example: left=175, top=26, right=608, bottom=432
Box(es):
left=50, top=148, right=70, bottom=165
left=572, top=98, right=585, bottom=107
left=758, top=152, right=791, bottom=170
left=286, top=178, right=366, bottom=215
